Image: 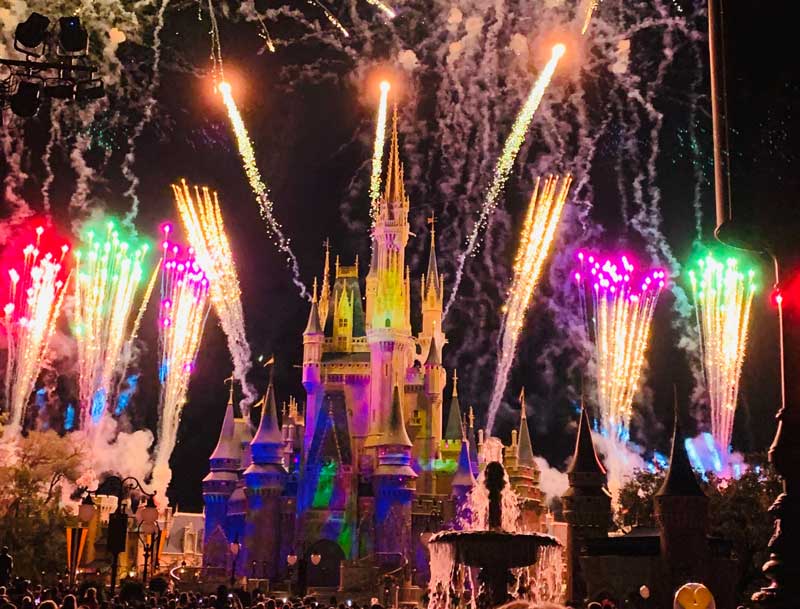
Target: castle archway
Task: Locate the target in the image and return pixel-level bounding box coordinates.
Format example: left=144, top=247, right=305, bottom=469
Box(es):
left=306, top=539, right=345, bottom=588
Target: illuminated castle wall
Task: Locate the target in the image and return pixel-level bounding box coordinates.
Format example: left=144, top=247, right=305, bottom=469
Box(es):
left=202, top=111, right=543, bottom=589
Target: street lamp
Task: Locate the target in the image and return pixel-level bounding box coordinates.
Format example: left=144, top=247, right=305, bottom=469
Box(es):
left=66, top=494, right=98, bottom=586
left=310, top=552, right=322, bottom=566
left=136, top=495, right=160, bottom=586
left=229, top=538, right=240, bottom=586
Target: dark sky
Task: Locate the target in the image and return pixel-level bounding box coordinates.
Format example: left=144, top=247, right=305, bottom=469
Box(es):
left=3, top=0, right=799, bottom=511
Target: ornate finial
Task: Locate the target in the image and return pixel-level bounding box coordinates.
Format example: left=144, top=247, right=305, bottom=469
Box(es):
left=427, top=212, right=436, bottom=239
left=452, top=369, right=459, bottom=397
left=355, top=253, right=359, bottom=270
left=519, top=387, right=527, bottom=420
left=469, top=404, right=475, bottom=429
left=335, top=254, right=340, bottom=276
left=224, top=375, right=235, bottom=405
left=312, top=277, right=318, bottom=303
left=262, top=354, right=275, bottom=385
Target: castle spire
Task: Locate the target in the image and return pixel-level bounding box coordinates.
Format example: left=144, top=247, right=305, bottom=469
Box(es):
left=567, top=405, right=606, bottom=476
left=376, top=385, right=413, bottom=448
left=304, top=295, right=322, bottom=335
left=517, top=388, right=535, bottom=468
left=383, top=105, right=407, bottom=205
left=318, top=240, right=331, bottom=326
left=250, top=380, right=285, bottom=466
left=424, top=213, right=442, bottom=299
left=656, top=406, right=705, bottom=498
left=451, top=428, right=476, bottom=494
left=444, top=370, right=462, bottom=441
left=209, top=379, right=240, bottom=464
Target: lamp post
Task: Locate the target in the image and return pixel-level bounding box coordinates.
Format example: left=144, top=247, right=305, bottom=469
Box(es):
left=66, top=494, right=98, bottom=586
left=287, top=553, right=298, bottom=594
left=136, top=495, right=160, bottom=586
left=229, top=538, right=240, bottom=587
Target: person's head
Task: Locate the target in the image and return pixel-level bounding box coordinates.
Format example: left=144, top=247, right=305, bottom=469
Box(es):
left=265, top=600, right=275, bottom=609
left=62, top=596, right=77, bottom=609
left=1, top=547, right=9, bottom=555
left=40, top=601, right=58, bottom=609
left=85, top=590, right=97, bottom=602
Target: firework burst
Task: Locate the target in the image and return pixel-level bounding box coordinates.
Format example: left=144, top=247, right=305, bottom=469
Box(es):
left=151, top=230, right=211, bottom=495
left=2, top=225, right=70, bottom=437
left=71, top=219, right=151, bottom=430
left=575, top=252, right=666, bottom=440
left=173, top=180, right=256, bottom=414
left=487, top=175, right=573, bottom=432
left=689, top=253, right=756, bottom=452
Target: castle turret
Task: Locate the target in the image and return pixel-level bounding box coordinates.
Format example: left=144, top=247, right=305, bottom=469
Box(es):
left=507, top=390, right=542, bottom=530
left=365, top=108, right=414, bottom=447
left=441, top=370, right=463, bottom=461
left=654, top=410, right=710, bottom=591
left=420, top=216, right=444, bottom=362
left=562, top=407, right=611, bottom=602
left=372, top=386, right=418, bottom=560
left=244, top=381, right=287, bottom=579
left=303, top=284, right=325, bottom=453
left=202, top=383, right=240, bottom=550
left=451, top=425, right=476, bottom=501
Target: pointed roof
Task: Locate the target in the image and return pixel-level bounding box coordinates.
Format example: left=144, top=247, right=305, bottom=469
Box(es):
left=516, top=390, right=535, bottom=468
left=209, top=391, right=240, bottom=464
left=376, top=385, right=413, bottom=447
left=567, top=406, right=606, bottom=475
left=383, top=106, right=407, bottom=205
left=304, top=296, right=322, bottom=335
left=250, top=381, right=284, bottom=455
left=451, top=432, right=476, bottom=491
left=444, top=370, right=462, bottom=441
left=425, top=335, right=441, bottom=367
left=656, top=413, right=706, bottom=498
left=424, top=216, right=442, bottom=298
left=318, top=239, right=331, bottom=326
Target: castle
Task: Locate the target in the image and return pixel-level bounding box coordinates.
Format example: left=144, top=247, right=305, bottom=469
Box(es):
left=201, top=111, right=544, bottom=592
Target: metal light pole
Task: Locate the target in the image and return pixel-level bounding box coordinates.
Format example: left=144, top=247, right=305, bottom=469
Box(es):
left=229, top=539, right=240, bottom=587
left=707, top=0, right=800, bottom=605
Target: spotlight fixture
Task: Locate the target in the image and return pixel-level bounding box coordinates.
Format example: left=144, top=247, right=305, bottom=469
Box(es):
left=9, top=81, right=41, bottom=118
left=14, top=12, right=50, bottom=56
left=57, top=16, right=88, bottom=55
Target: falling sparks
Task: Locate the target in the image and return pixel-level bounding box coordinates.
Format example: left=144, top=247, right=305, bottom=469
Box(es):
left=486, top=175, right=573, bottom=433
left=575, top=252, right=666, bottom=440
left=173, top=180, right=257, bottom=415
left=445, top=43, right=567, bottom=317
left=365, top=0, right=397, bottom=19
left=152, top=231, right=211, bottom=495
left=310, top=0, right=350, bottom=37
left=581, top=0, right=599, bottom=35
left=689, top=254, right=756, bottom=452
left=2, top=226, right=70, bottom=437
left=71, top=219, right=151, bottom=431
left=370, top=81, right=391, bottom=222
left=218, top=81, right=309, bottom=299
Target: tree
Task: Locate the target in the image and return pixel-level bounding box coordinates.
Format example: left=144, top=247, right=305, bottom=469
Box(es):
left=616, top=455, right=781, bottom=604
left=0, top=430, right=86, bottom=579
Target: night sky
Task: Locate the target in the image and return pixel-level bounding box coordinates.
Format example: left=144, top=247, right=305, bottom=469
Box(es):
left=2, top=0, right=799, bottom=511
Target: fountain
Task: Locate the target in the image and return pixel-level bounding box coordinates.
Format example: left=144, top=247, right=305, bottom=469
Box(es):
left=429, top=460, right=560, bottom=607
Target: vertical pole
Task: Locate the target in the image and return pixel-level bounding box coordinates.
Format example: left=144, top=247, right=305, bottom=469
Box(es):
left=708, top=0, right=731, bottom=230
left=110, top=554, right=119, bottom=594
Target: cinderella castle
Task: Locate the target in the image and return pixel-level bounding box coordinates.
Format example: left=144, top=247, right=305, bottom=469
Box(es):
left=200, top=112, right=545, bottom=593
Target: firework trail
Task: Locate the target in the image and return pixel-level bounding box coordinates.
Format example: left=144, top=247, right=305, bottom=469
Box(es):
left=151, top=232, right=211, bottom=496
left=218, top=81, right=309, bottom=300
left=1, top=226, right=70, bottom=437
left=71, top=219, right=151, bottom=432
left=365, top=0, right=397, bottom=19
left=581, top=0, right=599, bottom=35
left=311, top=0, right=351, bottom=37
left=689, top=253, right=756, bottom=452
left=122, top=0, right=172, bottom=225
left=444, top=42, right=566, bottom=319
left=486, top=175, right=572, bottom=433
left=172, top=180, right=257, bottom=415
left=370, top=81, right=391, bottom=222
left=575, top=251, right=666, bottom=441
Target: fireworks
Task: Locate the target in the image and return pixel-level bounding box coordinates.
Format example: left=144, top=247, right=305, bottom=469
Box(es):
left=152, top=231, right=211, bottom=494
left=71, top=219, right=151, bottom=430
left=486, top=175, right=573, bottom=433
left=445, top=43, right=567, bottom=317
left=689, top=253, right=756, bottom=452
left=575, top=252, right=666, bottom=440
left=218, top=81, right=309, bottom=299
left=370, top=81, right=391, bottom=221
left=581, top=0, right=599, bottom=35
left=2, top=225, right=70, bottom=436
left=310, top=0, right=350, bottom=37
left=172, top=180, right=257, bottom=414
left=365, top=0, right=397, bottom=19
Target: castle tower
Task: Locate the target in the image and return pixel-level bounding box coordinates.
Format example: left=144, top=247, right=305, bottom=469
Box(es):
left=441, top=370, right=463, bottom=461
left=244, top=381, right=287, bottom=580
left=372, top=386, right=418, bottom=559
left=451, top=424, right=476, bottom=502
left=506, top=390, right=543, bottom=530
left=654, top=411, right=710, bottom=592
left=333, top=269, right=355, bottom=353
left=303, top=285, right=325, bottom=454
left=562, top=407, right=611, bottom=602
left=365, top=109, right=414, bottom=447
left=420, top=216, right=444, bottom=362
left=202, top=384, right=240, bottom=551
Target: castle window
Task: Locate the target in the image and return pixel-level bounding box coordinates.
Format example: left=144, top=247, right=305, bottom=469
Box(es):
left=339, top=317, right=347, bottom=328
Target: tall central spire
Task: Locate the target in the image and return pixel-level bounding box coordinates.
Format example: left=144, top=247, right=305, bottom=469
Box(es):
left=383, top=106, right=407, bottom=207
